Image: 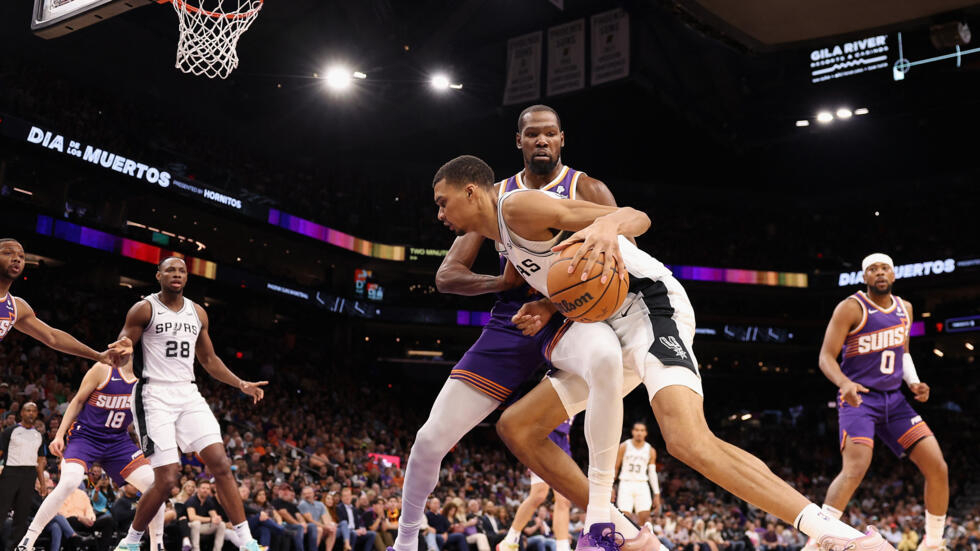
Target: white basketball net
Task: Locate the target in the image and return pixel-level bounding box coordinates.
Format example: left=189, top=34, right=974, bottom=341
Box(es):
left=172, top=0, right=263, bottom=79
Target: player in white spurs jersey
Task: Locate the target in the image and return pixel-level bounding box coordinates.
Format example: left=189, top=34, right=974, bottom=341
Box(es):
left=112, top=257, right=267, bottom=551
left=615, top=422, right=660, bottom=527
left=432, top=155, right=896, bottom=551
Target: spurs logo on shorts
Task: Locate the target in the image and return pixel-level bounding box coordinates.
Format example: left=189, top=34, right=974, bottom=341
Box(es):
left=659, top=336, right=688, bottom=360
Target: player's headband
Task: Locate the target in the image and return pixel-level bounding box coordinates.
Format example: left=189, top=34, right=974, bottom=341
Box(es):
left=862, top=253, right=894, bottom=271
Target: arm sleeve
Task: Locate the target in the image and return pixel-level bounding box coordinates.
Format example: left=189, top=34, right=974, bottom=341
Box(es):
left=648, top=465, right=660, bottom=494
left=902, top=353, right=920, bottom=385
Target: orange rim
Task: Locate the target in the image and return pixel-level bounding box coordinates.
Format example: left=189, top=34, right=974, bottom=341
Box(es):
left=170, top=0, right=263, bottom=20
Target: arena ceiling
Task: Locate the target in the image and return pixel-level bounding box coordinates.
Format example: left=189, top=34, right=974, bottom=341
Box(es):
left=3, top=0, right=980, bottom=187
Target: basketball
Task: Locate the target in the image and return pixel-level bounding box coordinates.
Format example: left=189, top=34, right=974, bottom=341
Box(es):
left=547, top=242, right=630, bottom=323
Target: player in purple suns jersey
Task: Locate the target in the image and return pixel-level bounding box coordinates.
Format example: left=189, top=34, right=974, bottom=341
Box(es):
left=16, top=358, right=166, bottom=551
left=392, top=105, right=661, bottom=551
left=807, top=253, right=949, bottom=551
left=0, top=238, right=127, bottom=366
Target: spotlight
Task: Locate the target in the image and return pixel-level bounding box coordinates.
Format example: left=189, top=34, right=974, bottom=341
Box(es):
left=854, top=108, right=869, bottom=115
left=740, top=413, right=752, bottom=421
left=967, top=343, right=975, bottom=351
left=816, top=111, right=834, bottom=124
left=796, top=120, right=810, bottom=127
left=325, top=66, right=353, bottom=90
left=431, top=74, right=450, bottom=91
left=836, top=108, right=853, bottom=119
left=933, top=348, right=944, bottom=358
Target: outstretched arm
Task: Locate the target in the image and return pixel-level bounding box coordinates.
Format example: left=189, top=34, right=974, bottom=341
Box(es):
left=193, top=305, right=267, bottom=403
left=118, top=300, right=152, bottom=353
left=14, top=297, right=124, bottom=365
left=50, top=363, right=111, bottom=457
left=818, top=298, right=868, bottom=407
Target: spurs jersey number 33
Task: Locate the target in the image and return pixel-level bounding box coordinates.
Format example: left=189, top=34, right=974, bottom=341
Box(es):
left=138, top=293, right=202, bottom=382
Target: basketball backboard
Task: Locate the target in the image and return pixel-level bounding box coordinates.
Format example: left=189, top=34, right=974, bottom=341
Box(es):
left=32, top=0, right=156, bottom=39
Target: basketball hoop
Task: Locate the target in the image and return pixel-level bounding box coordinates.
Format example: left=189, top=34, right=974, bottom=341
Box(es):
left=171, top=0, right=263, bottom=79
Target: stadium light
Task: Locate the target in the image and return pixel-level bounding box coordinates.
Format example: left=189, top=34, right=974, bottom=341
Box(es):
left=430, top=73, right=462, bottom=91
left=796, top=120, right=810, bottom=127
left=966, top=342, right=974, bottom=351
left=740, top=413, right=752, bottom=421
left=854, top=107, right=869, bottom=115
left=836, top=108, right=853, bottom=119
left=325, top=66, right=355, bottom=90
left=933, top=348, right=944, bottom=357
left=431, top=74, right=450, bottom=90
left=816, top=111, right=834, bottom=124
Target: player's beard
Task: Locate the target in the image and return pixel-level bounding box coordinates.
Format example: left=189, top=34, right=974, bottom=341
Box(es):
left=528, top=156, right=558, bottom=175
left=868, top=282, right=893, bottom=296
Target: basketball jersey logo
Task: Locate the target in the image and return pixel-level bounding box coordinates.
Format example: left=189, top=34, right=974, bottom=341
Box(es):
left=659, top=336, right=688, bottom=360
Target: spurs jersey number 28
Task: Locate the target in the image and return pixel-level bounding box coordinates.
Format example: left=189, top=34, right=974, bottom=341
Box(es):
left=137, top=293, right=202, bottom=382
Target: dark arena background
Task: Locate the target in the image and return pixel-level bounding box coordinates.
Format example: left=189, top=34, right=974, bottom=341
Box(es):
left=0, top=2, right=978, bottom=551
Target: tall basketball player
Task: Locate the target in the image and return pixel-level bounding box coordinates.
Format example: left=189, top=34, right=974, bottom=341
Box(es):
left=113, top=257, right=266, bottom=551
left=498, top=417, right=575, bottom=551
left=393, top=106, right=650, bottom=551
left=615, top=422, right=660, bottom=527
left=16, top=359, right=166, bottom=551
left=431, top=155, right=896, bottom=551
left=803, top=253, right=948, bottom=551
left=0, top=238, right=127, bottom=370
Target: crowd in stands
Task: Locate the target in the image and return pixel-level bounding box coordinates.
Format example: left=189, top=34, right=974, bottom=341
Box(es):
left=2, top=310, right=978, bottom=551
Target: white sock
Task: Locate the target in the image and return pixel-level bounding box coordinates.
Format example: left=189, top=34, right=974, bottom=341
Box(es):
left=123, top=527, right=146, bottom=545
left=225, top=528, right=244, bottom=549
left=21, top=528, right=41, bottom=549
left=610, top=508, right=639, bottom=539
left=556, top=540, right=571, bottom=551
left=925, top=512, right=945, bottom=547
left=821, top=504, right=843, bottom=521
left=585, top=468, right=614, bottom=529
left=182, top=537, right=192, bottom=548
left=504, top=529, right=521, bottom=546
left=392, top=380, right=499, bottom=551
left=794, top=504, right=863, bottom=541
left=233, top=521, right=252, bottom=545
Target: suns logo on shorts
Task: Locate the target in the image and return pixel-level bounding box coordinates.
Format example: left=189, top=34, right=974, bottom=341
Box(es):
left=659, top=336, right=688, bottom=360
left=131, top=450, right=143, bottom=460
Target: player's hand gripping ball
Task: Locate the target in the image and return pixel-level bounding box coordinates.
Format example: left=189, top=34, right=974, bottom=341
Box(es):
left=547, top=242, right=629, bottom=322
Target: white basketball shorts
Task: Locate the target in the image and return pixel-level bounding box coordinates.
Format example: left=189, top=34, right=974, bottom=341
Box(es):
left=617, top=480, right=654, bottom=513
left=131, top=381, right=223, bottom=468
left=548, top=275, right=703, bottom=417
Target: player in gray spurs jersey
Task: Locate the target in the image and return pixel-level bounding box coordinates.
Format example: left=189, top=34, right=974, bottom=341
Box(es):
left=113, top=257, right=267, bottom=551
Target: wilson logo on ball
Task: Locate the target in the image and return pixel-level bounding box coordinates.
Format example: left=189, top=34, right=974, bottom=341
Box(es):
left=555, top=292, right=594, bottom=313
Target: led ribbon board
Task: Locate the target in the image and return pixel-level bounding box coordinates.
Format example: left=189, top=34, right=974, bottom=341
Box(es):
left=35, top=215, right=217, bottom=279
left=268, top=209, right=406, bottom=261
